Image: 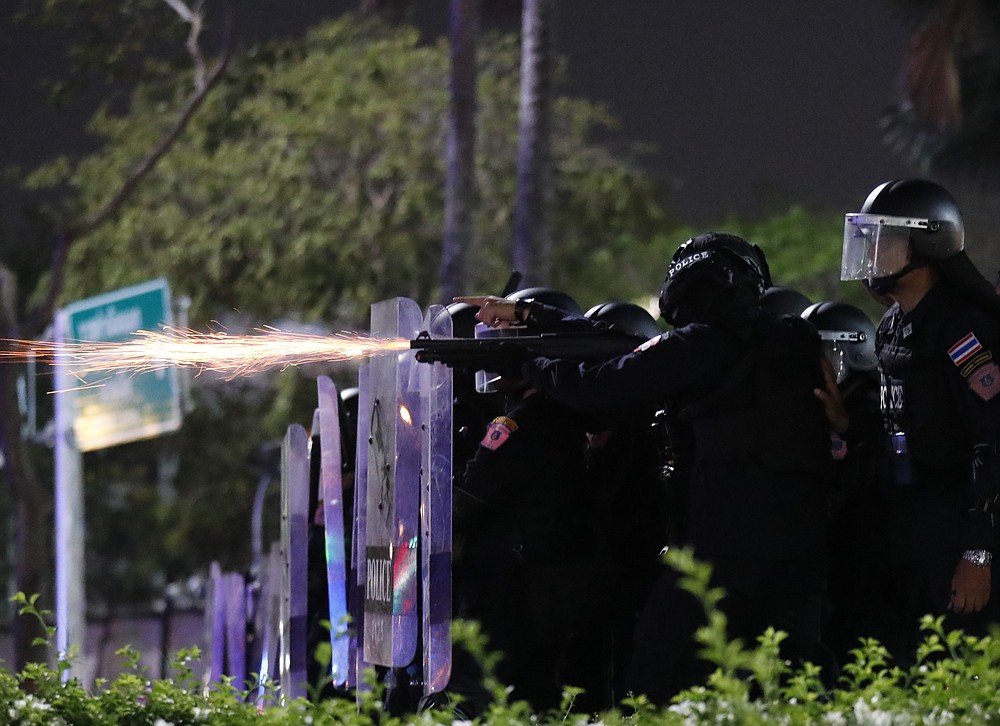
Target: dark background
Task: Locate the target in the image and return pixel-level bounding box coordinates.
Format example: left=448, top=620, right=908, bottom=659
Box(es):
left=2, top=1, right=993, bottom=238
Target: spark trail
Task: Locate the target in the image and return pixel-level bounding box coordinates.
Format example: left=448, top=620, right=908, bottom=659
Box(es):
left=0, top=327, right=411, bottom=379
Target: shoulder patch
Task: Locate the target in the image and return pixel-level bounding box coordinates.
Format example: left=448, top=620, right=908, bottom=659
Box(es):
left=949, top=333, right=983, bottom=367
left=968, top=362, right=1000, bottom=402
left=481, top=416, right=518, bottom=451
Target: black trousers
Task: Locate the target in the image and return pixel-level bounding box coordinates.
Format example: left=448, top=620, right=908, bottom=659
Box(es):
left=626, top=556, right=825, bottom=705
left=878, top=555, right=1000, bottom=667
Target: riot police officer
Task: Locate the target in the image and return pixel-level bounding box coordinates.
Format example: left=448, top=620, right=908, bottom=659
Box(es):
left=580, top=301, right=667, bottom=706
left=461, top=232, right=835, bottom=703
left=432, top=301, right=504, bottom=481
left=448, top=288, right=611, bottom=714
left=802, top=300, right=889, bottom=672
left=839, top=178, right=1000, bottom=662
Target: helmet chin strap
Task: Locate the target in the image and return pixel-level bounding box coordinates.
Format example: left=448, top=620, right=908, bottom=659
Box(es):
left=867, top=260, right=923, bottom=295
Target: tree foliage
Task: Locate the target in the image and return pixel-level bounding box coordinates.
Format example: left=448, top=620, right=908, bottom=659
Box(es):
left=16, top=0, right=193, bottom=104
left=26, top=17, right=670, bottom=329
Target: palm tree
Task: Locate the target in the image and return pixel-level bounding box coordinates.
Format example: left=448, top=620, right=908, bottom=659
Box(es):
left=880, top=0, right=1000, bottom=185
left=359, top=0, right=413, bottom=21
left=441, top=0, right=480, bottom=301
left=511, top=0, right=555, bottom=286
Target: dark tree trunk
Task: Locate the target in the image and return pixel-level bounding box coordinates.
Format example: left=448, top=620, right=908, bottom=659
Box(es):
left=511, top=0, right=554, bottom=286
left=440, top=0, right=480, bottom=301
left=0, top=267, right=51, bottom=669
left=359, top=0, right=414, bottom=21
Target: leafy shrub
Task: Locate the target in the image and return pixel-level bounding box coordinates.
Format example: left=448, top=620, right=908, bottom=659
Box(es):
left=6, top=550, right=1000, bottom=724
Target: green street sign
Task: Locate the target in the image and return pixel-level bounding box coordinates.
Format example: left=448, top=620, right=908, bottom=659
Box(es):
left=60, top=278, right=182, bottom=451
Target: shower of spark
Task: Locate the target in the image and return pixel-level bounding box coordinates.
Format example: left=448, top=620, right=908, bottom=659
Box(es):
left=0, top=326, right=411, bottom=379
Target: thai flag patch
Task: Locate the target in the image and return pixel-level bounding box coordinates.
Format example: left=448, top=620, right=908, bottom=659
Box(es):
left=949, top=333, right=983, bottom=367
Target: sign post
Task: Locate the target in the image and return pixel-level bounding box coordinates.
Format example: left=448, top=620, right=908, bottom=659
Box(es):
left=54, top=278, right=181, bottom=679
left=60, top=278, right=182, bottom=451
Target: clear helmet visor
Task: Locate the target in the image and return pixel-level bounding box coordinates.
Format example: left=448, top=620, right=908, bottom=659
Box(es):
left=819, top=330, right=867, bottom=383
left=473, top=322, right=528, bottom=394
left=821, top=340, right=850, bottom=384
left=840, top=213, right=927, bottom=281
left=474, top=368, right=502, bottom=394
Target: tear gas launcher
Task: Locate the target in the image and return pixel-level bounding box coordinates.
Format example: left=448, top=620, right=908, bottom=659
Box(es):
left=409, top=329, right=644, bottom=370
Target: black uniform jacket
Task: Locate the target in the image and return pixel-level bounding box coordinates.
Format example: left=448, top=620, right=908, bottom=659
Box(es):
left=877, top=282, right=1000, bottom=557
left=522, top=316, right=833, bottom=565
left=455, top=393, right=596, bottom=570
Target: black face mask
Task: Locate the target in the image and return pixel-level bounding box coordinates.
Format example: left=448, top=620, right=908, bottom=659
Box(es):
left=867, top=261, right=923, bottom=296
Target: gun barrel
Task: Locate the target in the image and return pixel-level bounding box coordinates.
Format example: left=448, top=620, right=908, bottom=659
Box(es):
left=409, top=337, right=523, bottom=365
left=409, top=331, right=643, bottom=366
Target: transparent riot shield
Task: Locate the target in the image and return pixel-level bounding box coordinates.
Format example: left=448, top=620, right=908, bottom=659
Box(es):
left=225, top=572, right=247, bottom=688
left=256, top=542, right=282, bottom=706
left=363, top=298, right=423, bottom=667
left=204, top=565, right=248, bottom=689
left=204, top=561, right=226, bottom=689
left=280, top=423, right=310, bottom=701
left=317, top=376, right=350, bottom=686
left=420, top=305, right=453, bottom=696
left=348, top=363, right=370, bottom=689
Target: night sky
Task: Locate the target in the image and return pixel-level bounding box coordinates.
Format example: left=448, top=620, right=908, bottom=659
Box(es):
left=2, top=1, right=994, bottom=255
left=544, top=0, right=916, bottom=222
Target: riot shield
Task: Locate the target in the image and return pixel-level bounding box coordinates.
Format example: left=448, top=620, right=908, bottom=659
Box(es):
left=317, top=376, right=350, bottom=686
left=280, top=423, right=310, bottom=701
left=348, top=363, right=370, bottom=689
left=363, top=298, right=423, bottom=667
left=224, top=572, right=247, bottom=688
left=204, top=561, right=226, bottom=689
left=420, top=305, right=453, bottom=695
left=256, top=542, right=282, bottom=706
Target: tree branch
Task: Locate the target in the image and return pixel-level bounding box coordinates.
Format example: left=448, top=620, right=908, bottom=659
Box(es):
left=24, top=7, right=232, bottom=336
left=163, top=0, right=208, bottom=92
left=0, top=261, right=18, bottom=337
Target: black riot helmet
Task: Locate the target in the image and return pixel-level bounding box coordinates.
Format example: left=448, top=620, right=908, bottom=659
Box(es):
left=759, top=286, right=813, bottom=319
left=843, top=179, right=1000, bottom=316
left=841, top=179, right=964, bottom=284
left=658, top=232, right=771, bottom=327
left=474, top=287, right=582, bottom=393
left=860, top=178, right=964, bottom=259
left=802, top=301, right=878, bottom=383
left=432, top=301, right=480, bottom=338
left=504, top=286, right=584, bottom=316
left=585, top=301, right=662, bottom=340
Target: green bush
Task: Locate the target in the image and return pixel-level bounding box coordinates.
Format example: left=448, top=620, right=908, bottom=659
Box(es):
left=6, top=551, right=1000, bottom=725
